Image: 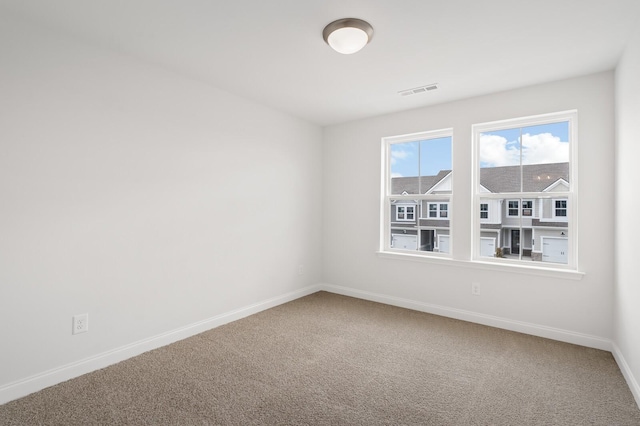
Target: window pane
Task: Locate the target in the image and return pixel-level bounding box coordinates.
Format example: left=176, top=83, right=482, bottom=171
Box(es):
left=390, top=141, right=419, bottom=195
left=384, top=131, right=452, bottom=258
left=478, top=196, right=568, bottom=264
left=420, top=137, right=452, bottom=192
left=521, top=122, right=570, bottom=192
left=479, top=128, right=522, bottom=193
left=480, top=203, right=489, bottom=219
left=474, top=112, right=574, bottom=268
left=391, top=137, right=452, bottom=196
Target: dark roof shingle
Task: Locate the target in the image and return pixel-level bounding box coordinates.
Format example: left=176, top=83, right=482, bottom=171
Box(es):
left=391, top=163, right=569, bottom=194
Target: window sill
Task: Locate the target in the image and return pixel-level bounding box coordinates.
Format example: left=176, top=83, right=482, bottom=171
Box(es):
left=376, top=251, right=585, bottom=281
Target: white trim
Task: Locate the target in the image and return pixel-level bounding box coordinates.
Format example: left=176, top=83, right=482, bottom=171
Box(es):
left=425, top=171, right=452, bottom=194
left=395, top=204, right=416, bottom=221
left=507, top=199, right=520, bottom=217
left=427, top=201, right=449, bottom=219
left=7, top=282, right=633, bottom=412
left=0, top=284, right=322, bottom=405
left=471, top=110, right=578, bottom=270
left=376, top=250, right=584, bottom=280
left=381, top=129, right=453, bottom=259
left=505, top=198, right=533, bottom=218
left=480, top=202, right=489, bottom=219
left=543, top=178, right=569, bottom=192
left=552, top=198, right=568, bottom=220
left=322, top=284, right=610, bottom=350
left=612, top=343, right=640, bottom=409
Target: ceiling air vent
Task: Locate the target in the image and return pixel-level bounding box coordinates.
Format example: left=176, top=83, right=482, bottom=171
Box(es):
left=399, top=83, right=438, bottom=97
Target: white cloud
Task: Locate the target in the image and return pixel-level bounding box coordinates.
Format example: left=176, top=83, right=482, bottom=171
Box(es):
left=390, top=149, right=411, bottom=165
left=391, top=172, right=404, bottom=178
left=521, top=133, right=569, bottom=165
left=479, top=134, right=519, bottom=167
left=480, top=133, right=568, bottom=167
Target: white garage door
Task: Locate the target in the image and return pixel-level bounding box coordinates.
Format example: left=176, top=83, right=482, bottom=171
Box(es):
left=542, top=237, right=568, bottom=263
left=480, top=237, right=496, bottom=257
left=392, top=234, right=417, bottom=250
left=438, top=235, right=450, bottom=254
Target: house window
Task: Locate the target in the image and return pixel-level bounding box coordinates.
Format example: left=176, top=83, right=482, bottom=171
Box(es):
left=508, top=200, right=519, bottom=216
left=428, top=202, right=449, bottom=219
left=480, top=203, right=489, bottom=219
left=554, top=200, right=567, bottom=217
left=382, top=129, right=453, bottom=256
left=396, top=205, right=415, bottom=221
left=473, top=110, right=576, bottom=268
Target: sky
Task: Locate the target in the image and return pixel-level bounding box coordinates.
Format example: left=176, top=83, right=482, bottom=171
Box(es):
left=390, top=137, right=451, bottom=178
left=479, top=121, right=569, bottom=168
left=390, top=122, right=569, bottom=177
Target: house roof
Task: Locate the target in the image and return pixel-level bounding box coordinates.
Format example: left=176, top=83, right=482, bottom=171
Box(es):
left=481, top=162, right=569, bottom=193
left=392, top=163, right=569, bottom=194
left=391, top=170, right=451, bottom=195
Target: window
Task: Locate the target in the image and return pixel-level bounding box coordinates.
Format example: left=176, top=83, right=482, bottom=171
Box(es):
left=381, top=129, right=452, bottom=255
left=508, top=200, right=519, bottom=216
left=427, top=202, right=449, bottom=219
left=439, top=203, right=448, bottom=218
left=554, top=200, right=567, bottom=217
left=396, top=205, right=415, bottom=221
left=480, top=203, right=488, bottom=219
left=473, top=110, right=576, bottom=269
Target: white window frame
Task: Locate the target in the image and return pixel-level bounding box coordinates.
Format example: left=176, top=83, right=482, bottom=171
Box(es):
left=396, top=205, right=416, bottom=222
left=471, top=110, right=577, bottom=270
left=553, top=199, right=568, bottom=219
left=521, top=200, right=533, bottom=217
left=380, top=128, right=453, bottom=257
left=507, top=200, right=519, bottom=217
left=480, top=203, right=489, bottom=219
left=427, top=202, right=449, bottom=219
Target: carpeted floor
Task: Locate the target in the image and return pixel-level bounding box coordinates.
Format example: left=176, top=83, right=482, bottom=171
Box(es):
left=1, top=291, right=639, bottom=425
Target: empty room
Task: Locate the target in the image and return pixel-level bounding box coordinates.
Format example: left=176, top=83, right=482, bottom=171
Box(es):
left=1, top=1, right=639, bottom=424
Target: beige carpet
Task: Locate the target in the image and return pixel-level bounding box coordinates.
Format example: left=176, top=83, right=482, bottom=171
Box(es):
left=1, top=291, right=639, bottom=425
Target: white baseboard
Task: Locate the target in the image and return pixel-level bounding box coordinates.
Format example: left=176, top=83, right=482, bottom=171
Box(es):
left=4, top=283, right=636, bottom=410
left=612, top=343, right=640, bottom=409
left=321, top=284, right=613, bottom=351
left=0, top=284, right=322, bottom=405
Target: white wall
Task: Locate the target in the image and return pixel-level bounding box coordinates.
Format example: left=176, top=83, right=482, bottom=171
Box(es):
left=0, top=12, right=323, bottom=398
left=323, top=72, right=615, bottom=345
left=615, top=23, right=640, bottom=405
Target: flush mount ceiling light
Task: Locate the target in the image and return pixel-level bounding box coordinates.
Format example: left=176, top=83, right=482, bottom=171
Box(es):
left=323, top=18, right=373, bottom=54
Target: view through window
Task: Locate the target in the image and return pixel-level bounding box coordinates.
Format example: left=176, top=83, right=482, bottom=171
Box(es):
left=383, top=130, right=453, bottom=255
left=474, top=111, right=575, bottom=266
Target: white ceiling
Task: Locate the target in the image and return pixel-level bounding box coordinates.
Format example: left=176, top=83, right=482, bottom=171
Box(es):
left=2, top=0, right=640, bottom=126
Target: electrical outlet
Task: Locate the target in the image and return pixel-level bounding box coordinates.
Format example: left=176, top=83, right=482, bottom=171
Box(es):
left=298, top=264, right=304, bottom=276
left=471, top=282, right=481, bottom=296
left=72, top=313, right=89, bottom=335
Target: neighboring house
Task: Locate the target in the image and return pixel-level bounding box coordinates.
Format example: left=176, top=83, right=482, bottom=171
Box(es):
left=390, top=162, right=569, bottom=262
left=391, top=170, right=452, bottom=253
